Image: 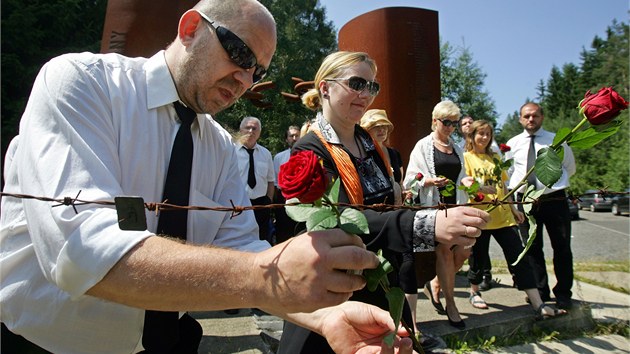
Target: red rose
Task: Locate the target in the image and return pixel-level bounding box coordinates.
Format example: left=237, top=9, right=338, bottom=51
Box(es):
left=473, top=192, right=485, bottom=202
left=499, top=144, right=511, bottom=153
left=279, top=150, right=328, bottom=203
left=416, top=172, right=424, bottom=180
left=579, top=87, right=629, bottom=125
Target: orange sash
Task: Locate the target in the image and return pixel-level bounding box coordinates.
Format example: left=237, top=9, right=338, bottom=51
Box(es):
left=313, top=129, right=392, bottom=205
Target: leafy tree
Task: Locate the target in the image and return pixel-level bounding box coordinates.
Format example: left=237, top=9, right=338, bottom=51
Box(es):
left=495, top=109, right=524, bottom=145
left=215, top=0, right=336, bottom=154
left=1, top=0, right=107, bottom=162
left=497, top=20, right=629, bottom=194
left=440, top=40, right=498, bottom=140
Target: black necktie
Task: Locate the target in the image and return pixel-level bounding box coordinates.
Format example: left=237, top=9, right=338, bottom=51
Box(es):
left=142, top=101, right=197, bottom=353
left=526, top=135, right=537, bottom=186
left=246, top=147, right=257, bottom=189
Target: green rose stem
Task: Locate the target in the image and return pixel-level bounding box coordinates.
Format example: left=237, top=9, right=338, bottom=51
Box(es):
left=287, top=177, right=423, bottom=352
left=376, top=278, right=424, bottom=353
left=321, top=194, right=423, bottom=352
left=486, top=116, right=589, bottom=213
left=321, top=194, right=340, bottom=217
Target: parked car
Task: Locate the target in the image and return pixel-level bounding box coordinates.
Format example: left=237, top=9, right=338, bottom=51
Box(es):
left=567, top=197, right=580, bottom=220
left=578, top=189, right=612, bottom=212
left=611, top=189, right=630, bottom=216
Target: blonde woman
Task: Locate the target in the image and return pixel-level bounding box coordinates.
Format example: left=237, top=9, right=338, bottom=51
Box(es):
left=403, top=100, right=474, bottom=329
left=278, top=52, right=489, bottom=353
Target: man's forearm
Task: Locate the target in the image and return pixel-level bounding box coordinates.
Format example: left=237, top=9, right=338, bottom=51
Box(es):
left=87, top=236, right=262, bottom=311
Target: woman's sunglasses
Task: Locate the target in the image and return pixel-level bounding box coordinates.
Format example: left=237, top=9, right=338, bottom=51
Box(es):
left=197, top=11, right=267, bottom=83
left=437, top=118, right=461, bottom=128
left=326, top=76, right=380, bottom=96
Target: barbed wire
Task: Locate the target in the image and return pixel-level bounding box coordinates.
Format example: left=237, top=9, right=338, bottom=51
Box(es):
left=1, top=190, right=627, bottom=217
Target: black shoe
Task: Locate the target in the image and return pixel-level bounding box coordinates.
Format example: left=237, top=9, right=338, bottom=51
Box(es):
left=445, top=307, right=465, bottom=329
left=223, top=309, right=239, bottom=315
left=423, top=281, right=446, bottom=315
left=478, top=277, right=492, bottom=291
left=416, top=331, right=447, bottom=351
left=556, top=299, right=574, bottom=310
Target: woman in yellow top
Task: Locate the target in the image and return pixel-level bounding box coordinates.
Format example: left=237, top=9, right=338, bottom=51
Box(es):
left=463, top=120, right=566, bottom=318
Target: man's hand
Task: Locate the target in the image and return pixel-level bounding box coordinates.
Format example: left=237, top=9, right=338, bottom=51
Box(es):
left=319, top=301, right=415, bottom=354
left=253, top=230, right=379, bottom=314
left=435, top=206, right=490, bottom=247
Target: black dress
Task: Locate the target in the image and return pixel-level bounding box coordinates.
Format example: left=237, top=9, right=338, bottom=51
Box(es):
left=387, top=147, right=404, bottom=184
left=277, top=125, right=416, bottom=354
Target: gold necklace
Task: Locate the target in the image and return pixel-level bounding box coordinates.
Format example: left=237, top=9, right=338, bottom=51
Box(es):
left=434, top=139, right=451, bottom=147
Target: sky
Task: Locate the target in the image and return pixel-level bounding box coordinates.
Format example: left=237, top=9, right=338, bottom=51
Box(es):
left=318, top=0, right=628, bottom=126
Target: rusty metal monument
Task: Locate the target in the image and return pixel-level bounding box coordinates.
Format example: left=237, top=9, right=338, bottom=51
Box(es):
left=339, top=7, right=441, bottom=167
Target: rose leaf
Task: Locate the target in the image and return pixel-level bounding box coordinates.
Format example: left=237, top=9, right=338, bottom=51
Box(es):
left=567, top=121, right=622, bottom=149
left=339, top=208, right=369, bottom=234
left=534, top=148, right=562, bottom=188
left=285, top=200, right=326, bottom=222
left=363, top=251, right=393, bottom=291
left=325, top=177, right=341, bottom=204
left=383, top=333, right=395, bottom=348
left=385, top=287, right=405, bottom=332
left=306, top=208, right=338, bottom=231
left=553, top=127, right=572, bottom=146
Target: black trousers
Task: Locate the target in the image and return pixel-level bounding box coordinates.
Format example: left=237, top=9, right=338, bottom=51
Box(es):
left=251, top=195, right=272, bottom=243
left=517, top=190, right=573, bottom=301
left=273, top=191, right=298, bottom=245
left=468, top=226, right=536, bottom=290
left=1, top=323, right=51, bottom=354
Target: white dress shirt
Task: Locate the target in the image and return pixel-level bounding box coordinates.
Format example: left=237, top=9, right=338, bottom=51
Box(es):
left=273, top=148, right=291, bottom=187
left=0, top=51, right=268, bottom=353
left=236, top=143, right=275, bottom=199
left=505, top=128, right=576, bottom=194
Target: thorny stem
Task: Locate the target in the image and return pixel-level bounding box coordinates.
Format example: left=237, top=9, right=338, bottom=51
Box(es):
left=321, top=194, right=341, bottom=218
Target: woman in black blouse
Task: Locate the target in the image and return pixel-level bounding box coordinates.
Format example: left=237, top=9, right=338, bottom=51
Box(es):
left=277, top=51, right=489, bottom=354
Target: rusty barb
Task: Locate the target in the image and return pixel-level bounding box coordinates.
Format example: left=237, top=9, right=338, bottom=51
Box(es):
left=1, top=189, right=627, bottom=217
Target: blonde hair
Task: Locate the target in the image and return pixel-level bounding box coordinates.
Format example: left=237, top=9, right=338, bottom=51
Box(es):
left=300, top=118, right=315, bottom=137
left=465, top=120, right=495, bottom=155
left=431, top=100, right=461, bottom=131
left=302, top=51, right=377, bottom=111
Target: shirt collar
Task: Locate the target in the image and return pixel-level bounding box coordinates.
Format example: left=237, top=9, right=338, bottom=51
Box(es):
left=237, top=143, right=258, bottom=150
left=144, top=50, right=207, bottom=139
left=314, top=113, right=376, bottom=153
left=145, top=51, right=179, bottom=109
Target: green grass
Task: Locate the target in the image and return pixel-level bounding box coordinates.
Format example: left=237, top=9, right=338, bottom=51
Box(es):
left=449, top=260, right=630, bottom=352
left=486, top=260, right=630, bottom=294
left=447, top=319, right=629, bottom=353
left=488, top=260, right=629, bottom=273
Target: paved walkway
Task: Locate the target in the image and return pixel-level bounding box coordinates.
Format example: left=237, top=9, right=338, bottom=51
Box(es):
left=194, top=271, right=630, bottom=353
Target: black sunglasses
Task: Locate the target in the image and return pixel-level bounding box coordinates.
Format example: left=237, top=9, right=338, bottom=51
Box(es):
left=197, top=11, right=267, bottom=83
left=437, top=118, right=460, bottom=128
left=327, top=76, right=380, bottom=96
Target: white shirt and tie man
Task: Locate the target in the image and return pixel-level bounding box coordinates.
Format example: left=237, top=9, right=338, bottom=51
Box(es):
left=505, top=102, right=576, bottom=310
left=236, top=116, right=275, bottom=243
